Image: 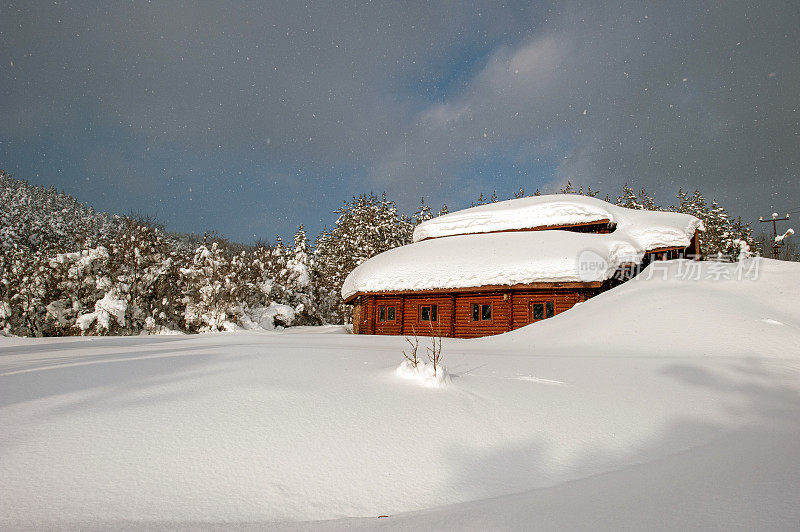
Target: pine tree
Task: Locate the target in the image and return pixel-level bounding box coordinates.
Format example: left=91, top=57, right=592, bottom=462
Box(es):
left=639, top=189, right=660, bottom=211
left=472, top=192, right=488, bottom=207
left=616, top=184, right=640, bottom=209
left=180, top=239, right=240, bottom=332
left=312, top=192, right=412, bottom=323
left=281, top=225, right=319, bottom=324
left=412, top=197, right=434, bottom=225
left=614, top=184, right=660, bottom=211
left=671, top=188, right=756, bottom=259
left=560, top=181, right=599, bottom=197
left=560, top=181, right=576, bottom=194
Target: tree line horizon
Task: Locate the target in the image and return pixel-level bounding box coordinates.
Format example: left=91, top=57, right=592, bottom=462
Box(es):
left=1, top=169, right=793, bottom=337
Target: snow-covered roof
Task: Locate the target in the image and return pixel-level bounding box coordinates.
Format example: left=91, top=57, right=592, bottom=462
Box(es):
left=343, top=195, right=703, bottom=300
left=413, top=194, right=703, bottom=245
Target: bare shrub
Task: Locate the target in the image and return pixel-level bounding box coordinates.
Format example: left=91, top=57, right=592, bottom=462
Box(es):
left=403, top=333, right=420, bottom=368
left=426, top=323, right=444, bottom=375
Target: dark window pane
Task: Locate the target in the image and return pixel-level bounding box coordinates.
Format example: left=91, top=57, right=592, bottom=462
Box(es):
left=379, top=306, right=385, bottom=322
left=546, top=301, right=554, bottom=318
left=431, top=305, right=438, bottom=321
left=387, top=307, right=395, bottom=321
left=420, top=306, right=430, bottom=321
left=472, top=303, right=480, bottom=321
left=482, top=304, right=492, bottom=321
left=532, top=303, right=544, bottom=320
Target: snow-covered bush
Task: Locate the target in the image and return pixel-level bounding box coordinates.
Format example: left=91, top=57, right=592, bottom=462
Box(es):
left=396, top=359, right=450, bottom=387
left=239, top=302, right=297, bottom=330
left=75, top=291, right=128, bottom=333
left=397, top=332, right=449, bottom=387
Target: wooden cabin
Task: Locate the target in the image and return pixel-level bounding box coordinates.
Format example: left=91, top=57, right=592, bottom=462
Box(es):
left=342, top=195, right=702, bottom=338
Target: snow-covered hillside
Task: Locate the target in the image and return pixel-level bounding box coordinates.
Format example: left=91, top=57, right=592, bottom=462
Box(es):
left=2, top=259, right=799, bottom=529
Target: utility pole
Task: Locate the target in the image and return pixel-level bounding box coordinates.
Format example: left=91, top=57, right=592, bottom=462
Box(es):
left=759, top=212, right=792, bottom=259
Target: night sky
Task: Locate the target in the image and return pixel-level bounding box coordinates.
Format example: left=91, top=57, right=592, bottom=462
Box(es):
left=1, top=1, right=798, bottom=243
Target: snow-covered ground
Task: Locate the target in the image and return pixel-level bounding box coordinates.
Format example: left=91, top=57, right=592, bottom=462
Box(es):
left=2, top=259, right=800, bottom=530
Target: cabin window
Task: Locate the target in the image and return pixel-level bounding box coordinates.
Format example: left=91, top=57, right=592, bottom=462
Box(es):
left=420, top=305, right=438, bottom=321
left=378, top=306, right=396, bottom=322
left=472, top=303, right=492, bottom=321
left=530, top=301, right=555, bottom=321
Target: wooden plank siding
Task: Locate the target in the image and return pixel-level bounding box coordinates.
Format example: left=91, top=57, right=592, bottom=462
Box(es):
left=354, top=286, right=601, bottom=338
left=365, top=296, right=375, bottom=335
left=510, top=289, right=590, bottom=330
left=343, top=281, right=602, bottom=303
left=401, top=295, right=454, bottom=337
left=454, top=293, right=511, bottom=338
left=352, top=296, right=363, bottom=334
left=373, top=296, right=404, bottom=335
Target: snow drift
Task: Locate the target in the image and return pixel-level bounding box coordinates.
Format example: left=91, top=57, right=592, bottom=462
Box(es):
left=487, top=257, right=798, bottom=358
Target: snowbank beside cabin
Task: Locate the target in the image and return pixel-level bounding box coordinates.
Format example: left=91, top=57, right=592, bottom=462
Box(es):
left=485, top=257, right=800, bottom=358
left=412, top=194, right=703, bottom=244
left=343, top=195, right=702, bottom=299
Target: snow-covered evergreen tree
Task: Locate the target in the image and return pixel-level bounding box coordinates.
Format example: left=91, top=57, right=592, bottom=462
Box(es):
left=615, top=185, right=660, bottom=211
left=671, top=188, right=756, bottom=259
left=278, top=225, right=320, bottom=324
left=313, top=192, right=412, bottom=323
left=559, top=181, right=599, bottom=197
left=560, top=181, right=577, bottom=194
left=412, top=197, right=434, bottom=225
left=472, top=192, right=488, bottom=207
left=616, top=184, right=641, bottom=209
left=180, top=240, right=241, bottom=332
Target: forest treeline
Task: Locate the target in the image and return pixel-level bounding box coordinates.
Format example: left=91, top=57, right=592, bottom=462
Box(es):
left=0, top=170, right=773, bottom=336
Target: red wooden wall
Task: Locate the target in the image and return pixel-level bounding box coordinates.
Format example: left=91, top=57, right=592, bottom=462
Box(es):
left=401, top=295, right=454, bottom=337
left=352, top=287, right=599, bottom=338
left=510, top=289, right=589, bottom=330
left=454, top=293, right=510, bottom=338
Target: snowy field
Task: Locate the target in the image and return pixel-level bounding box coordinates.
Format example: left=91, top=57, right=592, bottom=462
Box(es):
left=2, top=259, right=800, bottom=530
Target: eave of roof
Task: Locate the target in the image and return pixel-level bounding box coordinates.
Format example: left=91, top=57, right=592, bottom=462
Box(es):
left=414, top=219, right=613, bottom=242
left=343, top=280, right=604, bottom=304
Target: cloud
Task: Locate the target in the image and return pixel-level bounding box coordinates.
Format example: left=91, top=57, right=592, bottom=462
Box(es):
left=0, top=0, right=797, bottom=242
left=369, top=1, right=800, bottom=215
